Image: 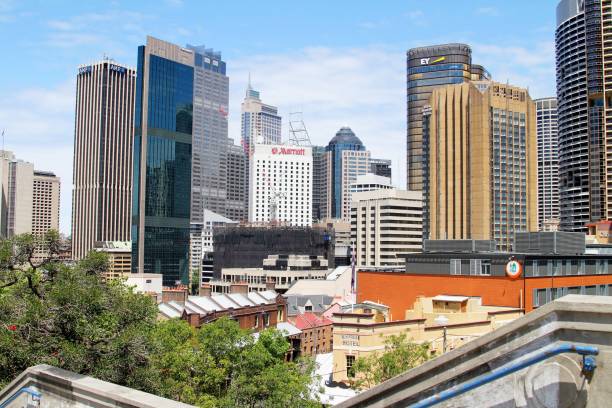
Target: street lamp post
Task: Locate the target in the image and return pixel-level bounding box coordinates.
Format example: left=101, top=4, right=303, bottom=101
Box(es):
left=434, top=315, right=449, bottom=353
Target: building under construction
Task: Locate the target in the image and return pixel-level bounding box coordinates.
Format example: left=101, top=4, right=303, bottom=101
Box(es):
left=212, top=225, right=334, bottom=278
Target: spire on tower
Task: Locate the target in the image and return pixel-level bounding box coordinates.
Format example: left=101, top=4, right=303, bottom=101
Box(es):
left=245, top=73, right=260, bottom=100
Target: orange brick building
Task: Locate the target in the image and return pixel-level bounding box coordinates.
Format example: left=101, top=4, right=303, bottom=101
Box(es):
left=357, top=235, right=612, bottom=319
left=292, top=312, right=333, bottom=356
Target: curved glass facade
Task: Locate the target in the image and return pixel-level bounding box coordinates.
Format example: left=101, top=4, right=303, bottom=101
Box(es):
left=406, top=44, right=473, bottom=191
left=555, top=0, right=611, bottom=231
left=132, top=39, right=194, bottom=286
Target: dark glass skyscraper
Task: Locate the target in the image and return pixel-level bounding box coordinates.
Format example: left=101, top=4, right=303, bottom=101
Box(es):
left=556, top=0, right=611, bottom=231
left=132, top=36, right=194, bottom=285
left=312, top=145, right=327, bottom=222
left=407, top=44, right=489, bottom=191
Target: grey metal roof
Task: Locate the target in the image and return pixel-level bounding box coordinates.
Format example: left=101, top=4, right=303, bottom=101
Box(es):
left=286, top=294, right=334, bottom=316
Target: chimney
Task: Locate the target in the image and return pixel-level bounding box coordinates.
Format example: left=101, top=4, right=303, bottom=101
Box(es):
left=162, top=286, right=189, bottom=303
left=199, top=284, right=212, bottom=297
left=230, top=282, right=249, bottom=295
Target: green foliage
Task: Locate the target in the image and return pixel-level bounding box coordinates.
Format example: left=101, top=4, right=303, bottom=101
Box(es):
left=152, top=319, right=320, bottom=407
left=350, top=332, right=432, bottom=390
left=0, top=233, right=158, bottom=391
left=0, top=232, right=320, bottom=407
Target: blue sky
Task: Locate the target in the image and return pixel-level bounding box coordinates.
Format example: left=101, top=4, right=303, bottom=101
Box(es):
left=0, top=0, right=559, bottom=234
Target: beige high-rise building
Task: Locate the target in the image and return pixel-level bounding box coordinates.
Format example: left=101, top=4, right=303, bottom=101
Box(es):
left=7, top=158, right=34, bottom=237
left=94, top=241, right=131, bottom=280
left=351, top=189, right=423, bottom=268
left=72, top=60, right=136, bottom=260
left=425, top=81, right=537, bottom=250
left=32, top=171, right=60, bottom=236
left=0, top=151, right=60, bottom=238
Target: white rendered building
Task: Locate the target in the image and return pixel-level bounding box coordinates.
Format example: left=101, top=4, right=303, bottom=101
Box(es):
left=351, top=189, right=423, bottom=268
left=349, top=173, right=392, bottom=196
left=249, top=144, right=312, bottom=226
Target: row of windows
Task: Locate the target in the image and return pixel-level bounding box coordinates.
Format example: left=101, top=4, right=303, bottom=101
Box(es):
left=450, top=259, right=492, bottom=276
left=533, top=285, right=612, bottom=307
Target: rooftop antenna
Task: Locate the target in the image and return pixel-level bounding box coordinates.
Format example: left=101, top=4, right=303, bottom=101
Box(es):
left=1, top=129, right=4, bottom=153
left=286, top=112, right=312, bottom=146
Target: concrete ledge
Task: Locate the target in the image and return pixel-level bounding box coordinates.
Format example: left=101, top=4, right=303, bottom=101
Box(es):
left=0, top=364, right=194, bottom=408
left=336, top=295, right=612, bottom=407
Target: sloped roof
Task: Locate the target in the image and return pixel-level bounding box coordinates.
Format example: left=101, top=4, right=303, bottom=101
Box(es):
left=286, top=295, right=334, bottom=316
left=294, top=312, right=333, bottom=330
left=158, top=290, right=280, bottom=318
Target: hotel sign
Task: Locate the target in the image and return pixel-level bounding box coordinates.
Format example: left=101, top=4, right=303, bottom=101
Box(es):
left=271, top=147, right=305, bottom=156
left=342, top=334, right=359, bottom=347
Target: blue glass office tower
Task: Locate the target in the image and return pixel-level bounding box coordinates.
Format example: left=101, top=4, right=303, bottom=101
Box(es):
left=326, top=127, right=366, bottom=219
left=132, top=36, right=194, bottom=285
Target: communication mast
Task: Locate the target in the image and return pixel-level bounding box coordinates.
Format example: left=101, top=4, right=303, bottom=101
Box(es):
left=286, top=112, right=312, bottom=146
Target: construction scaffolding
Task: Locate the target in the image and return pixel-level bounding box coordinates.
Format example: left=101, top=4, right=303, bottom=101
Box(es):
left=212, top=226, right=334, bottom=278
left=286, top=112, right=312, bottom=146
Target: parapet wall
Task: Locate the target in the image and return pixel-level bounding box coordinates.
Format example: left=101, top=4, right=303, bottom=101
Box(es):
left=337, top=295, right=612, bottom=407
left=0, top=364, right=194, bottom=408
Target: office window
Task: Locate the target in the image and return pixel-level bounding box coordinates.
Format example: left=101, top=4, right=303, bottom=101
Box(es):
left=450, top=259, right=461, bottom=275
left=481, top=261, right=491, bottom=276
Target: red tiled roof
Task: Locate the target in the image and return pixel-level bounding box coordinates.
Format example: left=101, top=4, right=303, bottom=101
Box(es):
left=294, top=312, right=333, bottom=330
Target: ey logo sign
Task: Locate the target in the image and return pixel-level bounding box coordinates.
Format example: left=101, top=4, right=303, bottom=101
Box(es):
left=420, top=56, right=446, bottom=65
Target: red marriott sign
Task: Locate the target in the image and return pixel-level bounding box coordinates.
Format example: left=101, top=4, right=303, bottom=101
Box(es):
left=271, top=147, right=306, bottom=155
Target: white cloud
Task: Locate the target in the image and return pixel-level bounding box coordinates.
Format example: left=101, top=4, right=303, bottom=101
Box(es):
left=406, top=10, right=424, bottom=20
left=0, top=81, right=75, bottom=234
left=472, top=41, right=556, bottom=98
left=44, top=11, right=150, bottom=53
left=476, top=7, right=500, bottom=16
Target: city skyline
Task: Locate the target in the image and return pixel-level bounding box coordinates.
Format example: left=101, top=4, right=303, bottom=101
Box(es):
left=0, top=0, right=558, bottom=234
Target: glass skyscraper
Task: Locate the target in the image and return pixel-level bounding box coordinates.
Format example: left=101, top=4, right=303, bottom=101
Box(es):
left=132, top=36, right=194, bottom=285
left=407, top=44, right=489, bottom=191
left=556, top=0, right=612, bottom=231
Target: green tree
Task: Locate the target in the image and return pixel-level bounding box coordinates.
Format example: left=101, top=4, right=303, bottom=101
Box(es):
left=152, top=318, right=321, bottom=407
left=350, top=332, right=432, bottom=390
left=0, top=232, right=158, bottom=391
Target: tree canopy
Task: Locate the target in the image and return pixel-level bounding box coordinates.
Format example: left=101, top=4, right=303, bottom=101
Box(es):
left=0, top=232, right=321, bottom=407
left=350, top=332, right=432, bottom=390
